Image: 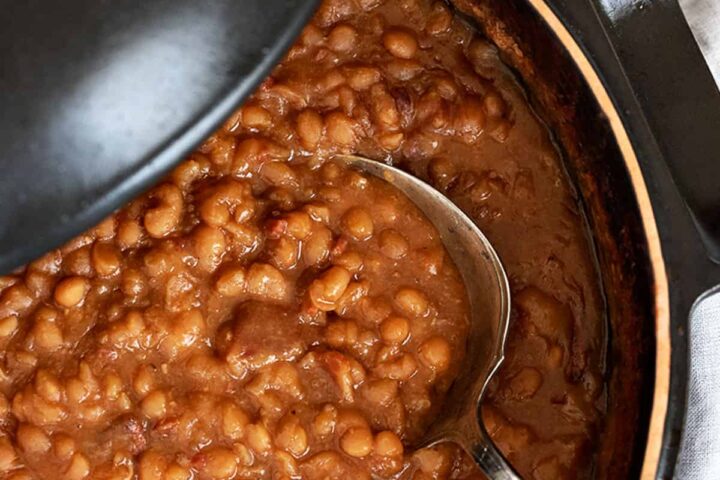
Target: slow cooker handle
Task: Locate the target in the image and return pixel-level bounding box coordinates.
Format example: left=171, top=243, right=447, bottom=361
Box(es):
left=588, top=0, right=720, bottom=263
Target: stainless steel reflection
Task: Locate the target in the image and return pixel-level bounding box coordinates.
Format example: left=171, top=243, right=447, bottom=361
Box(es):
left=334, top=154, right=518, bottom=480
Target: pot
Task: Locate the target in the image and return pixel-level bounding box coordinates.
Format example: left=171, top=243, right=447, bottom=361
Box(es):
left=449, top=0, right=720, bottom=478
left=2, top=1, right=719, bottom=478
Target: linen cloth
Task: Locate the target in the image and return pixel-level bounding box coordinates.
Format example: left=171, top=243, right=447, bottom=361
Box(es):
left=673, top=1, right=720, bottom=477
left=675, top=287, right=720, bottom=479
left=678, top=0, right=720, bottom=87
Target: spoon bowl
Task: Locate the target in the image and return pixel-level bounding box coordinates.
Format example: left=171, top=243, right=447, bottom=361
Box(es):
left=335, top=155, right=519, bottom=480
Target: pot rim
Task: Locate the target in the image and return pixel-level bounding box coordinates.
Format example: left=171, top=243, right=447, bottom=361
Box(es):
left=525, top=1, right=671, bottom=477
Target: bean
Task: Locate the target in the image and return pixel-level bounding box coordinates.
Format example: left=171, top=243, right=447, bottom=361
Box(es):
left=340, top=426, right=374, bottom=457
left=139, top=450, right=167, bottom=480
left=378, top=229, right=409, bottom=259
left=105, top=310, right=145, bottom=347
left=380, top=316, right=410, bottom=345
left=383, top=28, right=418, bottom=59
left=54, top=276, right=89, bottom=308
left=325, top=319, right=359, bottom=348
left=17, top=423, right=51, bottom=454
left=133, top=365, right=155, bottom=396
left=121, top=268, right=147, bottom=298
left=0, top=315, right=18, bottom=338
left=203, top=134, right=236, bottom=168
left=385, top=58, right=423, bottom=81
left=28, top=250, right=62, bottom=275
left=144, top=184, right=184, bottom=238
left=296, top=110, right=324, bottom=151
left=241, top=104, right=272, bottom=129
left=261, top=162, right=298, bottom=187
left=427, top=157, right=457, bottom=191
left=321, top=352, right=366, bottom=402
left=299, top=23, right=322, bottom=46
left=65, top=452, right=90, bottom=480
left=0, top=283, right=33, bottom=317
left=378, top=132, right=404, bottom=151
left=222, top=402, right=250, bottom=440
left=24, top=271, right=52, bottom=298
left=32, top=317, right=64, bottom=350
left=200, top=181, right=255, bottom=227
left=506, top=367, right=543, bottom=400
left=338, top=86, right=358, bottom=116
left=546, top=344, right=564, bottom=369
left=325, top=112, right=358, bottom=148
left=484, top=92, right=507, bottom=118
left=171, top=155, right=210, bottom=188
left=34, top=370, right=61, bottom=404
left=102, top=373, right=123, bottom=400
left=358, top=0, right=381, bottom=9
left=426, top=2, right=452, bottom=35
left=303, top=203, right=331, bottom=224
left=333, top=251, right=364, bottom=274
left=342, top=208, right=374, bottom=241
left=62, top=244, right=93, bottom=276
left=194, top=225, right=227, bottom=272
left=53, top=434, right=76, bottom=461
left=275, top=414, right=309, bottom=457
left=374, top=431, right=404, bottom=457
left=418, top=336, right=451, bottom=371
left=362, top=379, right=398, bottom=406
left=303, top=227, right=333, bottom=266
left=117, top=219, right=143, bottom=249
left=284, top=211, right=313, bottom=240
left=308, top=266, right=352, bottom=311
left=319, top=70, right=346, bottom=93
left=374, top=353, right=418, bottom=380
left=141, top=390, right=168, bottom=419
left=0, top=437, right=16, bottom=471
left=313, top=405, right=338, bottom=437
left=246, top=263, right=289, bottom=301
left=370, top=85, right=400, bottom=130
left=91, top=242, right=121, bottom=276
left=414, top=447, right=451, bottom=476
left=7, top=470, right=33, bottom=480
left=328, top=24, right=358, bottom=53
left=165, top=464, right=192, bottom=480
left=268, top=237, right=299, bottom=270
left=215, top=267, right=247, bottom=297
left=200, top=447, right=238, bottom=480
left=246, top=423, right=272, bottom=454
left=454, top=97, right=486, bottom=142
left=346, top=66, right=382, bottom=91
left=394, top=288, right=429, bottom=317
left=275, top=451, right=300, bottom=478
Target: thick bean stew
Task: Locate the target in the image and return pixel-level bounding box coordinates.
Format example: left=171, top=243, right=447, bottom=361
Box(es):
left=0, top=0, right=606, bottom=479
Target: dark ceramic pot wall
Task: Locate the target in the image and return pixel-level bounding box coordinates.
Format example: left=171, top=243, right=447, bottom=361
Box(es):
left=450, top=0, right=720, bottom=478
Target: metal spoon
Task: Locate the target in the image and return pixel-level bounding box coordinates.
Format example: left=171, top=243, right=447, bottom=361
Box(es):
left=335, top=155, right=520, bottom=480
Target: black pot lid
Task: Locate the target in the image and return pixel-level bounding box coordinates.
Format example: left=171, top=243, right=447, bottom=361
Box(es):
left=0, top=0, right=319, bottom=274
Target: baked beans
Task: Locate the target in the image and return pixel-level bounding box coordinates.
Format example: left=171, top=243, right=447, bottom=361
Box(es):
left=0, top=0, right=605, bottom=478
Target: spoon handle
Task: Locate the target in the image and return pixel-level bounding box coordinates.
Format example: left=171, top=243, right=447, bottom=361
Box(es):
left=470, top=439, right=522, bottom=480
